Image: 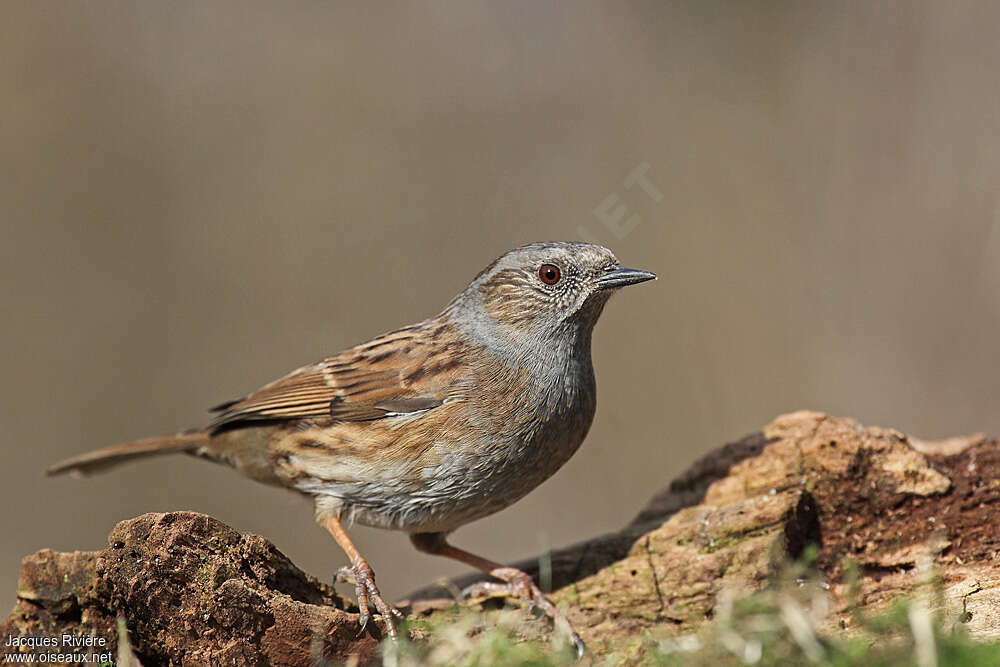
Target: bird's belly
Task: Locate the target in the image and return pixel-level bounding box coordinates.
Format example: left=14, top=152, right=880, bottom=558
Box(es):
left=297, top=426, right=588, bottom=533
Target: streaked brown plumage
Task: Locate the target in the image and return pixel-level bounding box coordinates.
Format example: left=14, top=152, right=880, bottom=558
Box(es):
left=48, top=242, right=655, bottom=652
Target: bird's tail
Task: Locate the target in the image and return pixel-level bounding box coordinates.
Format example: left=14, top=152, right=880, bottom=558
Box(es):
left=47, top=431, right=208, bottom=477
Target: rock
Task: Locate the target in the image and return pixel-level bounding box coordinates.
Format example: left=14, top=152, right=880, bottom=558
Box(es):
left=1, top=512, right=377, bottom=665
left=5, top=412, right=1000, bottom=664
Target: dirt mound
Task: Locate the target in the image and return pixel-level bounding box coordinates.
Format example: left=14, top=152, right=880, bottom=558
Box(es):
left=2, top=512, right=377, bottom=665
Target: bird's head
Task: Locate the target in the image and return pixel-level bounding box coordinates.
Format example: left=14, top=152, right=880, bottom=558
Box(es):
left=448, top=242, right=656, bottom=345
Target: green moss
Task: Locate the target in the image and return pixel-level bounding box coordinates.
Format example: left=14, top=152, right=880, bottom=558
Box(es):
left=701, top=527, right=772, bottom=553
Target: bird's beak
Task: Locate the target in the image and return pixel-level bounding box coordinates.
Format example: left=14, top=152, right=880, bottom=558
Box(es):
left=597, top=265, right=657, bottom=290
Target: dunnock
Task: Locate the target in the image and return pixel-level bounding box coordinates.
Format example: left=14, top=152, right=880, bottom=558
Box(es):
left=49, top=241, right=655, bottom=651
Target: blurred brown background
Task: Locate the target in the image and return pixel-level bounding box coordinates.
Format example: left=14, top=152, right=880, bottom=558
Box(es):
left=2, top=1, right=998, bottom=606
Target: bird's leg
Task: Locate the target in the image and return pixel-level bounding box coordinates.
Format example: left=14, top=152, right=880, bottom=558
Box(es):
left=410, top=532, right=585, bottom=655
left=325, top=516, right=404, bottom=639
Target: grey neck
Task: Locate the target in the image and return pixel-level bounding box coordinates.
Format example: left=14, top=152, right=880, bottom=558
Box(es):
left=440, top=289, right=604, bottom=376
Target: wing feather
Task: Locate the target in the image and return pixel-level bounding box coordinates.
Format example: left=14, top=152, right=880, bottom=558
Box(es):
left=209, top=322, right=461, bottom=429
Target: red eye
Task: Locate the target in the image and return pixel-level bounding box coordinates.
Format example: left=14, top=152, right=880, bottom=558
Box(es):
left=539, top=264, right=561, bottom=285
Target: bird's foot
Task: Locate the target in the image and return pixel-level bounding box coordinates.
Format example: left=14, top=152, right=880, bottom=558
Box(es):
left=461, top=567, right=586, bottom=657
left=335, top=561, right=405, bottom=640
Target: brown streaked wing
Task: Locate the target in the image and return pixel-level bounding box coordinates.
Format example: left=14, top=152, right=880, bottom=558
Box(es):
left=208, top=324, right=463, bottom=429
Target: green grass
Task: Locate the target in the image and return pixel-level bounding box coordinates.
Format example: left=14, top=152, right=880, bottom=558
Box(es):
left=647, top=587, right=1000, bottom=666
left=381, top=607, right=579, bottom=667
left=382, top=600, right=999, bottom=667
left=379, top=552, right=1000, bottom=666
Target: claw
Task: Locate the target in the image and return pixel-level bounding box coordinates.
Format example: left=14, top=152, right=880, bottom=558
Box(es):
left=356, top=609, right=369, bottom=636
left=458, top=567, right=587, bottom=656
left=335, top=562, right=402, bottom=640
left=460, top=580, right=510, bottom=602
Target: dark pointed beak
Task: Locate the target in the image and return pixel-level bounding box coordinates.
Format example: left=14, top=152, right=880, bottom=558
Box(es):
left=597, top=265, right=657, bottom=290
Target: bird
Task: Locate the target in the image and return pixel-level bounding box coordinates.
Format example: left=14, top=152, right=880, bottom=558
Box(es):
left=48, top=241, right=656, bottom=651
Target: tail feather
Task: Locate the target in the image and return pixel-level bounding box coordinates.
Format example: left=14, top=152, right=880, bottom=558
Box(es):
left=47, top=432, right=207, bottom=477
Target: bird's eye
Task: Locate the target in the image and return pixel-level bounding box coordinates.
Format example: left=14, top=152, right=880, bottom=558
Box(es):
left=539, top=264, right=561, bottom=285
